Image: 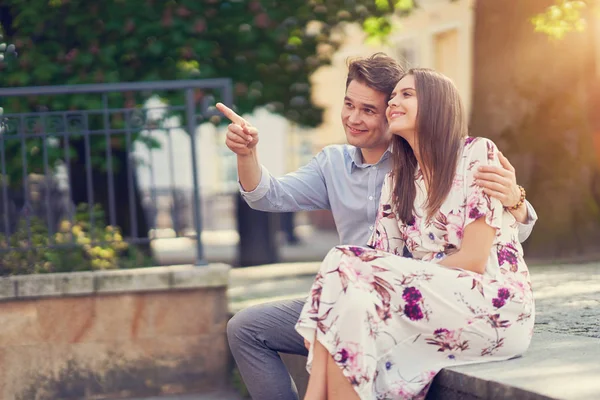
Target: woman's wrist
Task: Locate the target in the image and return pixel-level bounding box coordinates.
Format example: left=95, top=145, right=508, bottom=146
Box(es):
left=508, top=200, right=528, bottom=223
left=507, top=185, right=526, bottom=211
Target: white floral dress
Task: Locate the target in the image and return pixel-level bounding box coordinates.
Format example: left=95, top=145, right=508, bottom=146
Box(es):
left=295, top=137, right=535, bottom=399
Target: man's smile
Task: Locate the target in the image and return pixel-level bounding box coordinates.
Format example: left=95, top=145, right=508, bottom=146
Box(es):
left=347, top=125, right=368, bottom=134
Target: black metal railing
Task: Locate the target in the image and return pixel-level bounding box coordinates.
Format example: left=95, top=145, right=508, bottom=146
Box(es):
left=0, top=79, right=232, bottom=273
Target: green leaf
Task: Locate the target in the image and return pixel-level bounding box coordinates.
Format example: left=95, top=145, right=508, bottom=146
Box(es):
left=531, top=0, right=589, bottom=39
left=394, top=0, right=414, bottom=12
left=375, top=0, right=391, bottom=11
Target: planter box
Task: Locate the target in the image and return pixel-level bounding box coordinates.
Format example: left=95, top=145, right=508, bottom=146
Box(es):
left=0, top=264, right=231, bottom=400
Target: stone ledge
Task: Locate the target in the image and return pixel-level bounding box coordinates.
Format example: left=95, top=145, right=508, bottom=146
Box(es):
left=428, top=331, right=600, bottom=400
left=280, top=332, right=600, bottom=400
left=0, top=263, right=230, bottom=300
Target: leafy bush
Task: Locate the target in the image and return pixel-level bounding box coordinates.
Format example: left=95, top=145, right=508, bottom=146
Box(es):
left=0, top=203, right=152, bottom=276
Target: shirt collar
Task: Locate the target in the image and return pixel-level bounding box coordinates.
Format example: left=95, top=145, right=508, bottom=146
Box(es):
left=347, top=145, right=392, bottom=173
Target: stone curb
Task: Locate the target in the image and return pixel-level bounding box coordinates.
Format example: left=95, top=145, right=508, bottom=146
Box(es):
left=0, top=263, right=230, bottom=300
left=279, top=332, right=600, bottom=400
left=429, top=331, right=600, bottom=400
left=430, top=368, right=556, bottom=400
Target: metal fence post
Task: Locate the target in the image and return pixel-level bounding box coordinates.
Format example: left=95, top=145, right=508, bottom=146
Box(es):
left=185, top=89, right=207, bottom=266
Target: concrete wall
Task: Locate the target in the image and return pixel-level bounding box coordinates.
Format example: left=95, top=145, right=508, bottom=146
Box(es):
left=0, top=264, right=230, bottom=400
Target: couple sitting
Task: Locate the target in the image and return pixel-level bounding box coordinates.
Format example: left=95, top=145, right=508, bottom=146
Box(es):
left=217, top=53, right=536, bottom=400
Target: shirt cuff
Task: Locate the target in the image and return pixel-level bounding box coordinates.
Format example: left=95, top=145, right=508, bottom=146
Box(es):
left=518, top=200, right=538, bottom=227
left=239, top=165, right=271, bottom=202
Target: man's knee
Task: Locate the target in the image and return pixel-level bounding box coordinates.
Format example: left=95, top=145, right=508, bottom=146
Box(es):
left=227, top=308, right=253, bottom=350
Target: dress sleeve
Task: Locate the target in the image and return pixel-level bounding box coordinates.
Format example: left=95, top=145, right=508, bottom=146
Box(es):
left=463, top=137, right=503, bottom=233
left=367, top=173, right=405, bottom=255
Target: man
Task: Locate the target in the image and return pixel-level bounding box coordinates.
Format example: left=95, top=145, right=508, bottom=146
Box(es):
left=217, top=53, right=537, bottom=400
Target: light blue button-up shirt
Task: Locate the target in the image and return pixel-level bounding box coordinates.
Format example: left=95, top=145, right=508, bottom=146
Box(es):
left=241, top=144, right=537, bottom=245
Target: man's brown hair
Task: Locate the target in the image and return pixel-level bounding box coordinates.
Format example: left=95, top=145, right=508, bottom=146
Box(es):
left=346, top=52, right=405, bottom=98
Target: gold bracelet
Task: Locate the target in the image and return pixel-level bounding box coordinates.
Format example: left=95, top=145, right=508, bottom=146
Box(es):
left=508, top=185, right=526, bottom=211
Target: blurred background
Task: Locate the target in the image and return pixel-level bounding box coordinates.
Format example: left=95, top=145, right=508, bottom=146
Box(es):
left=0, top=0, right=599, bottom=272
left=1, top=1, right=600, bottom=399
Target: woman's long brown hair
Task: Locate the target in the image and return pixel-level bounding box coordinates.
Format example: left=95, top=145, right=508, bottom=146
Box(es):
left=391, top=68, right=468, bottom=224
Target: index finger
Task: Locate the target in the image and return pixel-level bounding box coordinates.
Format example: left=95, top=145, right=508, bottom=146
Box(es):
left=216, top=102, right=246, bottom=125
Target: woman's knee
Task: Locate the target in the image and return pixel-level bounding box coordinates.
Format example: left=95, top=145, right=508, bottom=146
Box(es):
left=337, top=287, right=378, bottom=321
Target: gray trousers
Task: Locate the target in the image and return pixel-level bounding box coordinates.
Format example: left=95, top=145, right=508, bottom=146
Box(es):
left=227, top=298, right=308, bottom=400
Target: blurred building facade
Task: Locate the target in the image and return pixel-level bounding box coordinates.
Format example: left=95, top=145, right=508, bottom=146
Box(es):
left=311, top=0, right=475, bottom=148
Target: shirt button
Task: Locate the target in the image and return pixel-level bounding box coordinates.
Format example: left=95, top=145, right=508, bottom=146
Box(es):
left=368, top=196, right=374, bottom=200
left=369, top=226, right=374, bottom=231
left=373, top=166, right=378, bottom=170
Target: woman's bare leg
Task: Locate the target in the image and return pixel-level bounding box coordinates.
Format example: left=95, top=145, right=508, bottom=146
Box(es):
left=326, top=353, right=360, bottom=400
left=303, top=339, right=328, bottom=400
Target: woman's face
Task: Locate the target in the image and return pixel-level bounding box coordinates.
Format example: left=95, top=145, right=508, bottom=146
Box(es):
left=386, top=74, right=418, bottom=139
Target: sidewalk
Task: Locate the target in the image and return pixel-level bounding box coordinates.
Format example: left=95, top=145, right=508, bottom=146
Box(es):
left=207, top=227, right=339, bottom=265
left=529, top=262, right=600, bottom=338
left=228, top=260, right=600, bottom=340
left=151, top=226, right=340, bottom=266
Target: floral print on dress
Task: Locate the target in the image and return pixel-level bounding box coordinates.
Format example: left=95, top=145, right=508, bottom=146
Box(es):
left=425, top=328, right=470, bottom=357
left=295, top=137, right=535, bottom=399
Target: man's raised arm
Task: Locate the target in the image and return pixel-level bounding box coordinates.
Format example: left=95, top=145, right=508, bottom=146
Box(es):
left=216, top=103, right=329, bottom=212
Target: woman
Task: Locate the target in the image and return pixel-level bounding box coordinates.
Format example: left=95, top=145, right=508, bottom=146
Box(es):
left=295, top=69, right=535, bottom=400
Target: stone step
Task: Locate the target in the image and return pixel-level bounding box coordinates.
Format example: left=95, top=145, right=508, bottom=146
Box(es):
left=281, top=332, right=600, bottom=400
left=428, top=331, right=600, bottom=400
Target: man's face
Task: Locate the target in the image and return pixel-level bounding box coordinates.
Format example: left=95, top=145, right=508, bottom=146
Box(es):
left=341, top=80, right=391, bottom=152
